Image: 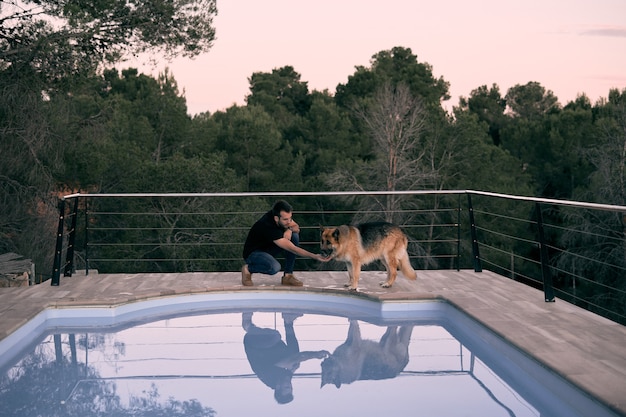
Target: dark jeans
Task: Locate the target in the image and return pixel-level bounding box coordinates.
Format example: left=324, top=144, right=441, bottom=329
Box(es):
left=245, top=233, right=299, bottom=275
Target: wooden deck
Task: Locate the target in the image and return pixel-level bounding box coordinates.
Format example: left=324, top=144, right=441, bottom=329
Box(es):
left=1, top=268, right=625, bottom=416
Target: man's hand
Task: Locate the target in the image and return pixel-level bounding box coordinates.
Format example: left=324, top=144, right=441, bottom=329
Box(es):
left=288, top=220, right=300, bottom=233
left=315, top=350, right=330, bottom=359
left=314, top=253, right=331, bottom=262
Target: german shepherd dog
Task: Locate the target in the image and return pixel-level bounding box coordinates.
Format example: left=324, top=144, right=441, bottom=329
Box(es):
left=320, top=222, right=417, bottom=290
left=321, top=320, right=413, bottom=388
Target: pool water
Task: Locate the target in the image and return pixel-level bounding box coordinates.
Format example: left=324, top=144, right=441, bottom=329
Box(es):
left=0, top=293, right=617, bottom=417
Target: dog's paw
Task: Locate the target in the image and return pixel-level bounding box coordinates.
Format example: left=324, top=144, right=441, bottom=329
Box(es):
left=380, top=281, right=392, bottom=288
left=347, top=286, right=359, bottom=292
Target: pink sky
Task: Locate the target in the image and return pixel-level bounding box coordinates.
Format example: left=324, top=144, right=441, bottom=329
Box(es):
left=133, top=0, right=626, bottom=116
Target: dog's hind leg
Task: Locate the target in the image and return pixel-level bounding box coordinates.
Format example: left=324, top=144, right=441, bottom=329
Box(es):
left=380, top=256, right=398, bottom=288
left=399, top=250, right=417, bottom=280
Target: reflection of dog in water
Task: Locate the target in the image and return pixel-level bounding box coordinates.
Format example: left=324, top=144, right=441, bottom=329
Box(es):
left=320, top=222, right=417, bottom=290
left=321, top=320, right=413, bottom=388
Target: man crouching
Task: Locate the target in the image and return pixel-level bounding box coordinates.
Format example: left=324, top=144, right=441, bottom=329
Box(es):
left=242, top=200, right=329, bottom=286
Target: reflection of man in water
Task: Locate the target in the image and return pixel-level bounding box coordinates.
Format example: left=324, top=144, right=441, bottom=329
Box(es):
left=242, top=312, right=328, bottom=404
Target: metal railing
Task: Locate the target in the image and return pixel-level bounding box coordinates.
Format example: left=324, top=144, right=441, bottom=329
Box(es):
left=51, top=190, right=626, bottom=324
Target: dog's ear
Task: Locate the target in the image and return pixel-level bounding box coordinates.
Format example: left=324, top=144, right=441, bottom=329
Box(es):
left=335, top=225, right=352, bottom=240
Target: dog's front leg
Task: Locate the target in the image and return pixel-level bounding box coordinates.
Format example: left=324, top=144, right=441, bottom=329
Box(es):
left=347, top=262, right=360, bottom=291
left=344, top=262, right=354, bottom=289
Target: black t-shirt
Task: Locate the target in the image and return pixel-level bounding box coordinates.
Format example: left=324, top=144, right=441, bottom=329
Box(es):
left=242, top=210, right=286, bottom=259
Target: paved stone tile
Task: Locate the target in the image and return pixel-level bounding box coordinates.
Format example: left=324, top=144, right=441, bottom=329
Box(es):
left=0, top=269, right=624, bottom=415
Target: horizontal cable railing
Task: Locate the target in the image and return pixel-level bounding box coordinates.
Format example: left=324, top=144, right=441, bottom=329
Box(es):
left=51, top=190, right=626, bottom=325
left=467, top=191, right=626, bottom=324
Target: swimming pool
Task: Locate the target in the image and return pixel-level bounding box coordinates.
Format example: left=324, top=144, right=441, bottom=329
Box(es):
left=0, top=293, right=618, bottom=416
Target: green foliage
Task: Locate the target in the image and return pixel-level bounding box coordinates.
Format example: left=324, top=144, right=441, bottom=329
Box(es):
left=449, top=109, right=533, bottom=195
left=211, top=105, right=304, bottom=191
left=585, top=88, right=626, bottom=206
left=458, top=83, right=507, bottom=145
left=56, top=68, right=191, bottom=190
left=336, top=46, right=450, bottom=108
left=505, top=81, right=560, bottom=119
left=557, top=88, right=626, bottom=320
left=0, top=0, right=217, bottom=83
left=0, top=0, right=216, bottom=277
left=299, top=93, right=363, bottom=186
left=0, top=70, right=64, bottom=272
left=327, top=83, right=444, bottom=201
left=499, top=86, right=595, bottom=199
left=246, top=66, right=312, bottom=117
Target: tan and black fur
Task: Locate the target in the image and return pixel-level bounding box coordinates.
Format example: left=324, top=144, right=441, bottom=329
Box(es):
left=321, top=320, right=413, bottom=388
left=320, top=222, right=417, bottom=290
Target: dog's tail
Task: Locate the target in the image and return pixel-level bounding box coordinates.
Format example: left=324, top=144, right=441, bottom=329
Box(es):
left=400, top=252, right=417, bottom=280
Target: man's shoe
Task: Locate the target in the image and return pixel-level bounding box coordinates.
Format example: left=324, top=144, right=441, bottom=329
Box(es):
left=241, top=265, right=253, bottom=286
left=281, top=273, right=303, bottom=286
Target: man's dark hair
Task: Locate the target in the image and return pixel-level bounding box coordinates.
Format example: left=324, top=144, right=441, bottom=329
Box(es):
left=272, top=200, right=293, bottom=217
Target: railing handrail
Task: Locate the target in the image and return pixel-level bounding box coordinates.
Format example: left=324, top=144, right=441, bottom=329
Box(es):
left=60, top=190, right=626, bottom=213
left=60, top=190, right=465, bottom=200
left=468, top=190, right=626, bottom=213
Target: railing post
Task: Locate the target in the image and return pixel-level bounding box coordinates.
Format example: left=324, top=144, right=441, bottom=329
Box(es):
left=51, top=199, right=66, bottom=286
left=85, top=202, right=90, bottom=275
left=467, top=193, right=482, bottom=272
left=535, top=203, right=555, bottom=302
left=456, top=193, right=461, bottom=271
left=63, top=197, right=79, bottom=277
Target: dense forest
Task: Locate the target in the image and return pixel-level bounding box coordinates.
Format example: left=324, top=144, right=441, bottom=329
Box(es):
left=1, top=0, right=625, bottom=322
